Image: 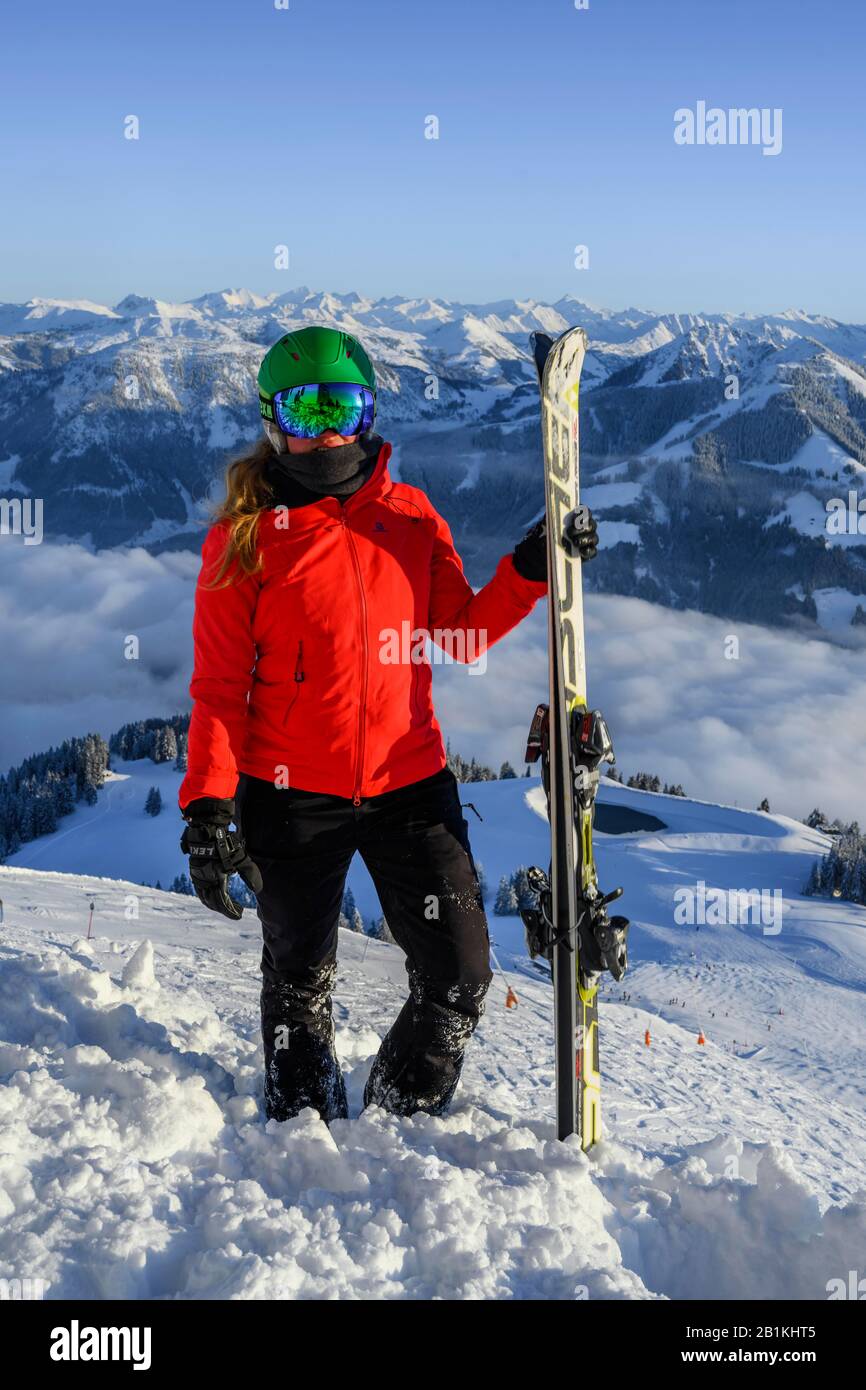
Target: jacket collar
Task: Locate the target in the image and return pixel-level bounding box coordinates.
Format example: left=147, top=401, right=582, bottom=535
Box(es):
left=258, top=442, right=393, bottom=542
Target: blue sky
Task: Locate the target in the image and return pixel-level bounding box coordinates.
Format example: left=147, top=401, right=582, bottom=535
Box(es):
left=1, top=0, right=863, bottom=317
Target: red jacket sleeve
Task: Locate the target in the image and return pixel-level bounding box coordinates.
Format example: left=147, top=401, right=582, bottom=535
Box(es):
left=178, top=525, right=259, bottom=807
left=427, top=509, right=547, bottom=663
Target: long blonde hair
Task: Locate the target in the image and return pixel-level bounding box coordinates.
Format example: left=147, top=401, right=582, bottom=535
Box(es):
left=207, top=436, right=275, bottom=586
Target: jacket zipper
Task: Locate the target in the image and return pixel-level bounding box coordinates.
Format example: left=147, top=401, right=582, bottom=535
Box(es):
left=341, top=514, right=368, bottom=805
left=282, top=639, right=305, bottom=725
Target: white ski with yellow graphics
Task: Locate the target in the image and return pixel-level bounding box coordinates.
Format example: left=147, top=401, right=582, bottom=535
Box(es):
left=521, top=328, right=629, bottom=1148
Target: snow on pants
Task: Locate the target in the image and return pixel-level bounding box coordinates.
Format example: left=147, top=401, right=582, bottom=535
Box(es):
left=236, top=766, right=493, bottom=1123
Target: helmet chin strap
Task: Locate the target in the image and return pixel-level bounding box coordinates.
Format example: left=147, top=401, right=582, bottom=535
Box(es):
left=263, top=421, right=288, bottom=455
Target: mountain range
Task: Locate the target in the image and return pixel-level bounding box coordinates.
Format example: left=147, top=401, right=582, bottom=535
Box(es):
left=2, top=287, right=865, bottom=635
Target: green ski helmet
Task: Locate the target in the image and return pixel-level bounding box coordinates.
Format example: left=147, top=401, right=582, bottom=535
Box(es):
left=257, top=326, right=377, bottom=453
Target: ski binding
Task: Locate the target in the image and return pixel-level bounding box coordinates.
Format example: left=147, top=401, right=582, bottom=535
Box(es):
left=521, top=703, right=630, bottom=983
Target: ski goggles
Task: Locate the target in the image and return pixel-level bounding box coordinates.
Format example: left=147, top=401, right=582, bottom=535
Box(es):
left=261, top=382, right=376, bottom=439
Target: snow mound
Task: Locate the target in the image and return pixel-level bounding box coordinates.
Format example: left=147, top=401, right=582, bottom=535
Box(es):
left=1, top=918, right=863, bottom=1301
left=597, top=1138, right=866, bottom=1301
left=121, top=939, right=157, bottom=990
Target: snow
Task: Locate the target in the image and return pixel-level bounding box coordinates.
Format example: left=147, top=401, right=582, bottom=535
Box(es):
left=581, top=480, right=643, bottom=510
left=2, top=290, right=864, bottom=389
left=824, top=354, right=866, bottom=396
left=597, top=520, right=641, bottom=548
left=764, top=489, right=866, bottom=549
left=750, top=427, right=866, bottom=480
left=206, top=407, right=249, bottom=451
left=2, top=776, right=865, bottom=1300
left=455, top=453, right=483, bottom=491
left=636, top=412, right=717, bottom=462
left=811, top=587, right=865, bottom=631
left=0, top=454, right=25, bottom=492
left=121, top=938, right=157, bottom=990
left=0, top=298, right=121, bottom=334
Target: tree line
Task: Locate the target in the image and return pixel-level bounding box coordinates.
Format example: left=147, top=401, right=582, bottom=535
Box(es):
left=0, top=734, right=109, bottom=860
left=803, top=819, right=866, bottom=906
left=0, top=715, right=189, bottom=862
left=164, top=875, right=399, bottom=938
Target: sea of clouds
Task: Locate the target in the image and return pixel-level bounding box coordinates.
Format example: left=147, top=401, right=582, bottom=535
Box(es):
left=1, top=537, right=864, bottom=824
left=434, top=593, right=866, bottom=826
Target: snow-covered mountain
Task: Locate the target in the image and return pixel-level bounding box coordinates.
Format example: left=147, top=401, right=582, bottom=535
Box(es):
left=2, top=287, right=865, bottom=635
left=2, top=768, right=865, bottom=1299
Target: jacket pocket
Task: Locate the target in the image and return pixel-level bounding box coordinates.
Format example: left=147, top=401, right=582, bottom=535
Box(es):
left=409, top=653, right=432, bottom=728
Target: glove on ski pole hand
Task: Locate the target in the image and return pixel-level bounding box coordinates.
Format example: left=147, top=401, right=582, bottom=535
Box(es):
left=512, top=508, right=599, bottom=582
left=180, top=797, right=263, bottom=921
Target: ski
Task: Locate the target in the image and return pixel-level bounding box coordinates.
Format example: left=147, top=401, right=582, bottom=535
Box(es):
left=521, top=328, right=629, bottom=1149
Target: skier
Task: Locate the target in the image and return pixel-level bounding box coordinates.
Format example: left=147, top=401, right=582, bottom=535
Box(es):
left=179, top=326, right=598, bottom=1124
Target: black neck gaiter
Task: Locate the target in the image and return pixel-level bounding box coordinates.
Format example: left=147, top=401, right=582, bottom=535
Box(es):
left=268, top=433, right=384, bottom=508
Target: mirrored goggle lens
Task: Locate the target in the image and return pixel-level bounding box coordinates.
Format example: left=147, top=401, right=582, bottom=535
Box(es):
left=272, top=383, right=374, bottom=439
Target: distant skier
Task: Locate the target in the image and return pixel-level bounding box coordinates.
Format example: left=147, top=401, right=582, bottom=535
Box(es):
left=179, top=326, right=598, bottom=1124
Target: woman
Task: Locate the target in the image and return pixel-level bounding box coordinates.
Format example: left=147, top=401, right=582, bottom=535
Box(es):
left=179, top=325, right=597, bottom=1124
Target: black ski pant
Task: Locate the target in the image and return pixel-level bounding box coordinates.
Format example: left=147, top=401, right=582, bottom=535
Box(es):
left=236, top=766, right=492, bottom=1123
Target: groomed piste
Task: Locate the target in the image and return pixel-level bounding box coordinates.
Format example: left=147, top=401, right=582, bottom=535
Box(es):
left=2, top=773, right=865, bottom=1299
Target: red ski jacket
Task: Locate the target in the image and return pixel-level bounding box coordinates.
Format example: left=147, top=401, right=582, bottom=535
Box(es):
left=179, top=444, right=547, bottom=807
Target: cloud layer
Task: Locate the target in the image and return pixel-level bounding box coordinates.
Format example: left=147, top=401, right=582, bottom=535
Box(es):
left=434, top=595, right=866, bottom=824
left=0, top=539, right=198, bottom=768
left=1, top=538, right=864, bottom=824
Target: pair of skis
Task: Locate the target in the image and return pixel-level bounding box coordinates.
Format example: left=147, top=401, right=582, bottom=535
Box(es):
left=520, top=329, right=630, bottom=1149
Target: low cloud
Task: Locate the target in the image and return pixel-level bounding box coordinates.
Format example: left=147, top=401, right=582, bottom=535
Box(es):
left=434, top=595, right=866, bottom=824
left=1, top=540, right=863, bottom=824
left=0, top=539, right=198, bottom=769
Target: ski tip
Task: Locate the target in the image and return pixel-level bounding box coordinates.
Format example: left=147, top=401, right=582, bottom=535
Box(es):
left=530, top=332, right=555, bottom=382
left=530, top=326, right=589, bottom=389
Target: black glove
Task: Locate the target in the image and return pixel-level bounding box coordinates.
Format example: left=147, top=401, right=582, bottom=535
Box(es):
left=566, top=505, right=599, bottom=563
left=180, top=797, right=263, bottom=921
left=512, top=507, right=599, bottom=583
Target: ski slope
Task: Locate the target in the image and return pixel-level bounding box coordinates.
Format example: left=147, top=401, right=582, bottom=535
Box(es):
left=1, top=774, right=865, bottom=1300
